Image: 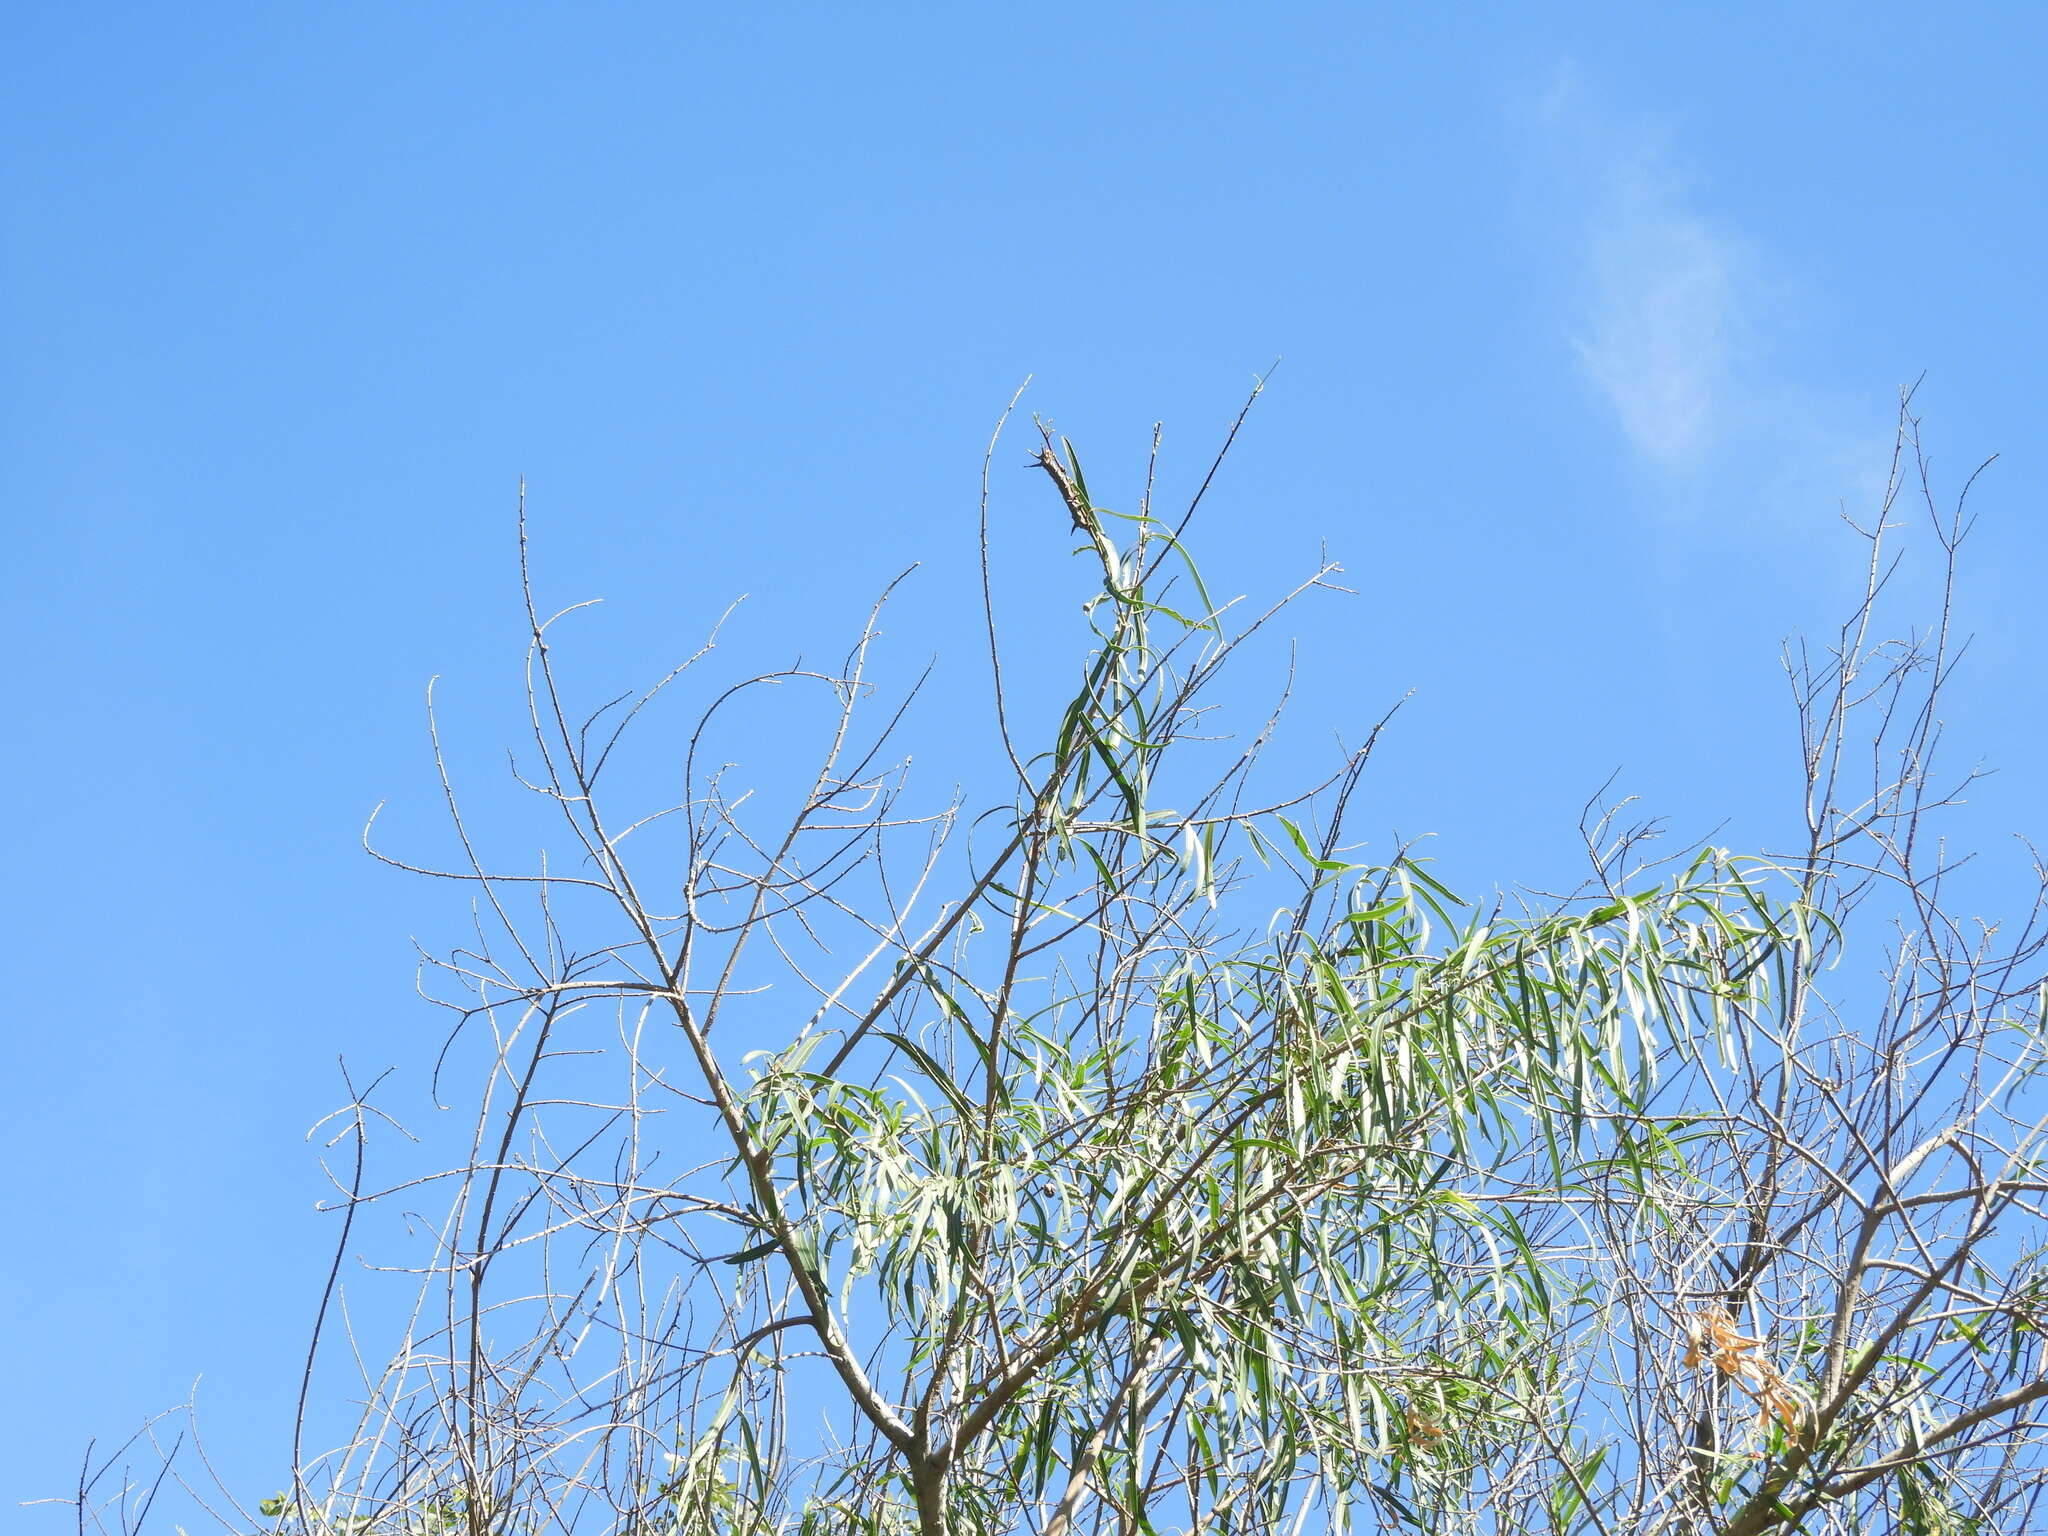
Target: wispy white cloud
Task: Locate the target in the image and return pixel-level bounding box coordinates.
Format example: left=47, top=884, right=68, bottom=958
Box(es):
left=1575, top=180, right=1746, bottom=470
left=1541, top=72, right=1753, bottom=473
left=1530, top=69, right=1897, bottom=532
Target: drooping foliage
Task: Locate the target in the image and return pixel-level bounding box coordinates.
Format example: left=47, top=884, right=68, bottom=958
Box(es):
left=83, top=396, right=2048, bottom=1536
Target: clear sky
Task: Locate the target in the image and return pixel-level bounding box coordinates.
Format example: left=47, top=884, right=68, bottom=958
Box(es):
left=5, top=1, right=2047, bottom=1521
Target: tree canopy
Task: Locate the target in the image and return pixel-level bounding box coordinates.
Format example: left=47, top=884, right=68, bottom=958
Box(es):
left=80, top=395, right=2048, bottom=1536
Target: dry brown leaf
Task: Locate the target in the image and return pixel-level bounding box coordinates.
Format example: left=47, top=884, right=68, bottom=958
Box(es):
left=1685, top=1305, right=1811, bottom=1431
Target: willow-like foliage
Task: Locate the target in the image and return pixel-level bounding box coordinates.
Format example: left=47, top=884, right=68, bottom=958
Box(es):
left=77, top=393, right=2048, bottom=1536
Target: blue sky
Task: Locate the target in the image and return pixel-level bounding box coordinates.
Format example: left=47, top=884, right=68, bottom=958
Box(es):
left=5, top=1, right=2046, bottom=1520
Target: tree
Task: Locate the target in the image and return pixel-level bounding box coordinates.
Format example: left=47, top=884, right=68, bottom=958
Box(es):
left=77, top=389, right=2048, bottom=1535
